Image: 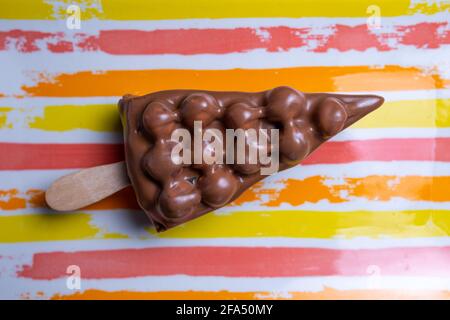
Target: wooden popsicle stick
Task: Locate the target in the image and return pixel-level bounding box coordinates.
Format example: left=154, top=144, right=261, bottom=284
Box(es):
left=46, top=161, right=131, bottom=211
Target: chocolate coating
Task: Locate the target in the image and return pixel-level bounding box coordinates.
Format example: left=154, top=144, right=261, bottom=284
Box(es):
left=180, top=93, right=223, bottom=129
left=119, top=87, right=384, bottom=231
left=142, top=101, right=179, bottom=139
left=198, top=165, right=240, bottom=208
left=225, top=102, right=264, bottom=129
left=158, top=177, right=201, bottom=220
left=316, top=97, right=348, bottom=138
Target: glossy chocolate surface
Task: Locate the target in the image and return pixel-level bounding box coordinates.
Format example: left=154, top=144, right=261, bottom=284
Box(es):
left=119, top=87, right=383, bottom=231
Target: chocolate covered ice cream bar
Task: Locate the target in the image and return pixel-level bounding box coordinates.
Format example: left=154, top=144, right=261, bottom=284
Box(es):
left=46, top=86, right=384, bottom=231
left=119, top=87, right=383, bottom=231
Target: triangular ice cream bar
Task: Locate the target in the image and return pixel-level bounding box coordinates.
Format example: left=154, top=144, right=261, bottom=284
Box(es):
left=119, top=87, right=383, bottom=231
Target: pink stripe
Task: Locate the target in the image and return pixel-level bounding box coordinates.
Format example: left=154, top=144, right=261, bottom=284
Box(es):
left=1, top=22, right=448, bottom=54
left=0, top=143, right=124, bottom=170
left=18, top=246, right=450, bottom=279
left=303, top=138, right=450, bottom=164
left=0, top=138, right=448, bottom=170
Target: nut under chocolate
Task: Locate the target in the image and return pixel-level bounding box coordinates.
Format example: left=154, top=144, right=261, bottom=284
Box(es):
left=119, top=87, right=383, bottom=231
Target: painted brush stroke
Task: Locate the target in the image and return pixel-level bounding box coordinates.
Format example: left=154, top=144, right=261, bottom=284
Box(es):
left=1, top=209, right=449, bottom=242
left=2, top=175, right=450, bottom=211
left=20, top=66, right=449, bottom=97
left=0, top=187, right=138, bottom=211
left=1, top=22, right=449, bottom=54
left=0, top=213, right=127, bottom=242
left=17, top=246, right=450, bottom=279
left=1, top=138, right=449, bottom=170
left=52, top=288, right=450, bottom=300
left=1, top=0, right=448, bottom=20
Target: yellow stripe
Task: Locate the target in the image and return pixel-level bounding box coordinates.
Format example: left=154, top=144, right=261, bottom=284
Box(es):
left=436, top=99, right=450, bottom=127
left=28, top=104, right=121, bottom=132
left=0, top=213, right=127, bottom=243
left=1, top=0, right=448, bottom=20
left=155, top=210, right=450, bottom=238
left=0, top=104, right=120, bottom=132
left=0, top=0, right=99, bottom=20
left=352, top=98, right=450, bottom=128
left=0, top=99, right=448, bottom=132
left=1, top=210, right=448, bottom=242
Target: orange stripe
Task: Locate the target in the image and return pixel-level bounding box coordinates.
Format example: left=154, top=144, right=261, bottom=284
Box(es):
left=3, top=175, right=450, bottom=211
left=232, top=175, right=450, bottom=206
left=0, top=187, right=139, bottom=211
left=21, top=66, right=448, bottom=97
left=52, top=288, right=450, bottom=300
left=0, top=189, right=40, bottom=210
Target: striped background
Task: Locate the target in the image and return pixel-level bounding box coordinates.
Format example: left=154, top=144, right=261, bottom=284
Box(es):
left=0, top=0, right=449, bottom=299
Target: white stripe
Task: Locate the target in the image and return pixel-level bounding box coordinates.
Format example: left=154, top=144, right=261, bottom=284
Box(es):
left=0, top=275, right=449, bottom=299
left=0, top=129, right=123, bottom=143
left=246, top=199, right=450, bottom=212
left=0, top=161, right=449, bottom=190
left=332, top=128, right=450, bottom=140
left=3, top=46, right=449, bottom=72
left=1, top=237, right=450, bottom=255
left=0, top=13, right=448, bottom=31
